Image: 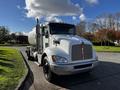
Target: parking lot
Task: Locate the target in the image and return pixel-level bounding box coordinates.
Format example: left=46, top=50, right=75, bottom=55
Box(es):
left=19, top=47, right=120, bottom=90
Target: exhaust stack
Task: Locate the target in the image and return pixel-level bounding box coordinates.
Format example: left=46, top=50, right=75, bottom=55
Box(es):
left=36, top=18, right=41, bottom=53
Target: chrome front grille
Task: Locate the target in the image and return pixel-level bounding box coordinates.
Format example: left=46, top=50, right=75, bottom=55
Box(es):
left=72, top=44, right=93, bottom=61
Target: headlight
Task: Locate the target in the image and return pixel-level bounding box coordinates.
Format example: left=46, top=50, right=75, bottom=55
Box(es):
left=52, top=55, right=68, bottom=64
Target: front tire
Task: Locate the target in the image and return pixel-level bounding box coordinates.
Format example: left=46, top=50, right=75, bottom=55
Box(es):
left=43, top=57, right=56, bottom=82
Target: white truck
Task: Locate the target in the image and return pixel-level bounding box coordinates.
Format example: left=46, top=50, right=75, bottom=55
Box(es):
left=26, top=19, right=99, bottom=82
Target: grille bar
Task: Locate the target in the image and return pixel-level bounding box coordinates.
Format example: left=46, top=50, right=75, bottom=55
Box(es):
left=72, top=44, right=92, bottom=61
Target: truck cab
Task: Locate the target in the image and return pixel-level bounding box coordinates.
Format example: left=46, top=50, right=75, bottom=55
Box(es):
left=26, top=22, right=99, bottom=82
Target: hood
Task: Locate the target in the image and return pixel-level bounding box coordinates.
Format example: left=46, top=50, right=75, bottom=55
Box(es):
left=51, top=35, right=92, bottom=55
left=52, top=35, right=92, bottom=45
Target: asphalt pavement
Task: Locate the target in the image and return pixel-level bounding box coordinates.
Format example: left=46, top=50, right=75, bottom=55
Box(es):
left=17, top=47, right=120, bottom=90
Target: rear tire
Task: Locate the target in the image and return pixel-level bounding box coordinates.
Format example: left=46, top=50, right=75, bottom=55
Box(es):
left=43, top=56, right=56, bottom=82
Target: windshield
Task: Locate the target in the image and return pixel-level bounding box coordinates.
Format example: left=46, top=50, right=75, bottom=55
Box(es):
left=49, top=23, right=76, bottom=35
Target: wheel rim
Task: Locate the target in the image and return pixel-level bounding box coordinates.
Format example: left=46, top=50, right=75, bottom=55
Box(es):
left=43, top=60, right=49, bottom=79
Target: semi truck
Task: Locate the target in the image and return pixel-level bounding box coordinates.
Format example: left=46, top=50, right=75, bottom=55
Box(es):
left=26, top=19, right=99, bottom=82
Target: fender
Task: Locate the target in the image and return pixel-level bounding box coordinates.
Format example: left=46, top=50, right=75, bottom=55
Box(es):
left=41, top=47, right=69, bottom=65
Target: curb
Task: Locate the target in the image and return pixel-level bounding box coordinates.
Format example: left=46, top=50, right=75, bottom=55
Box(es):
left=96, top=51, right=120, bottom=53
left=15, top=51, right=31, bottom=90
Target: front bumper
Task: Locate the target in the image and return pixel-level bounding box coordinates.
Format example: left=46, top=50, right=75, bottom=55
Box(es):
left=50, top=60, right=99, bottom=75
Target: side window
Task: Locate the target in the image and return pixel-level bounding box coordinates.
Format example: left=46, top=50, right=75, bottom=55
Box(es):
left=42, top=27, right=45, bottom=35
left=43, top=26, right=49, bottom=48
left=45, top=30, right=49, bottom=38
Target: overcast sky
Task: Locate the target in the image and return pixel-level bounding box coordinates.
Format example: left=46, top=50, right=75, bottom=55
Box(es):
left=0, top=0, right=120, bottom=33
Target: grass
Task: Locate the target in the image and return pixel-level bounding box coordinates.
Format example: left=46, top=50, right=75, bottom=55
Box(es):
left=0, top=44, right=29, bottom=46
left=0, top=47, right=26, bottom=90
left=93, top=46, right=120, bottom=53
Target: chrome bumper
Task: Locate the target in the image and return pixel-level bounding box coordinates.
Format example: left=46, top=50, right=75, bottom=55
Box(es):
left=50, top=60, right=99, bottom=75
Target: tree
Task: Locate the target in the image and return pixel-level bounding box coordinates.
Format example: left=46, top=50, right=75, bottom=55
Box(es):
left=9, top=33, right=17, bottom=44
left=116, top=31, right=120, bottom=43
left=115, top=13, right=120, bottom=31
left=95, top=29, right=108, bottom=46
left=88, top=22, right=98, bottom=34
left=76, top=21, right=86, bottom=36
left=82, top=32, right=95, bottom=41
left=107, top=29, right=116, bottom=42
left=80, top=12, right=120, bottom=46
left=0, top=26, right=9, bottom=43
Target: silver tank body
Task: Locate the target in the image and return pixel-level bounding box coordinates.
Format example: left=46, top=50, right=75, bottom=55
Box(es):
left=28, top=27, right=36, bottom=45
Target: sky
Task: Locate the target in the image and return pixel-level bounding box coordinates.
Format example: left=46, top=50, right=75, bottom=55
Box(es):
left=0, top=0, right=120, bottom=34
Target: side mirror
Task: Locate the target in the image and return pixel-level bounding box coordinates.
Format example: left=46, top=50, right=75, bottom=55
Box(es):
left=53, top=40, right=60, bottom=44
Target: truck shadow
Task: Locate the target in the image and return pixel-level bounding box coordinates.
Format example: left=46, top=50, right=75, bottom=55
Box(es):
left=18, top=51, right=34, bottom=90
left=19, top=69, right=34, bottom=90
left=52, top=61, right=120, bottom=90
